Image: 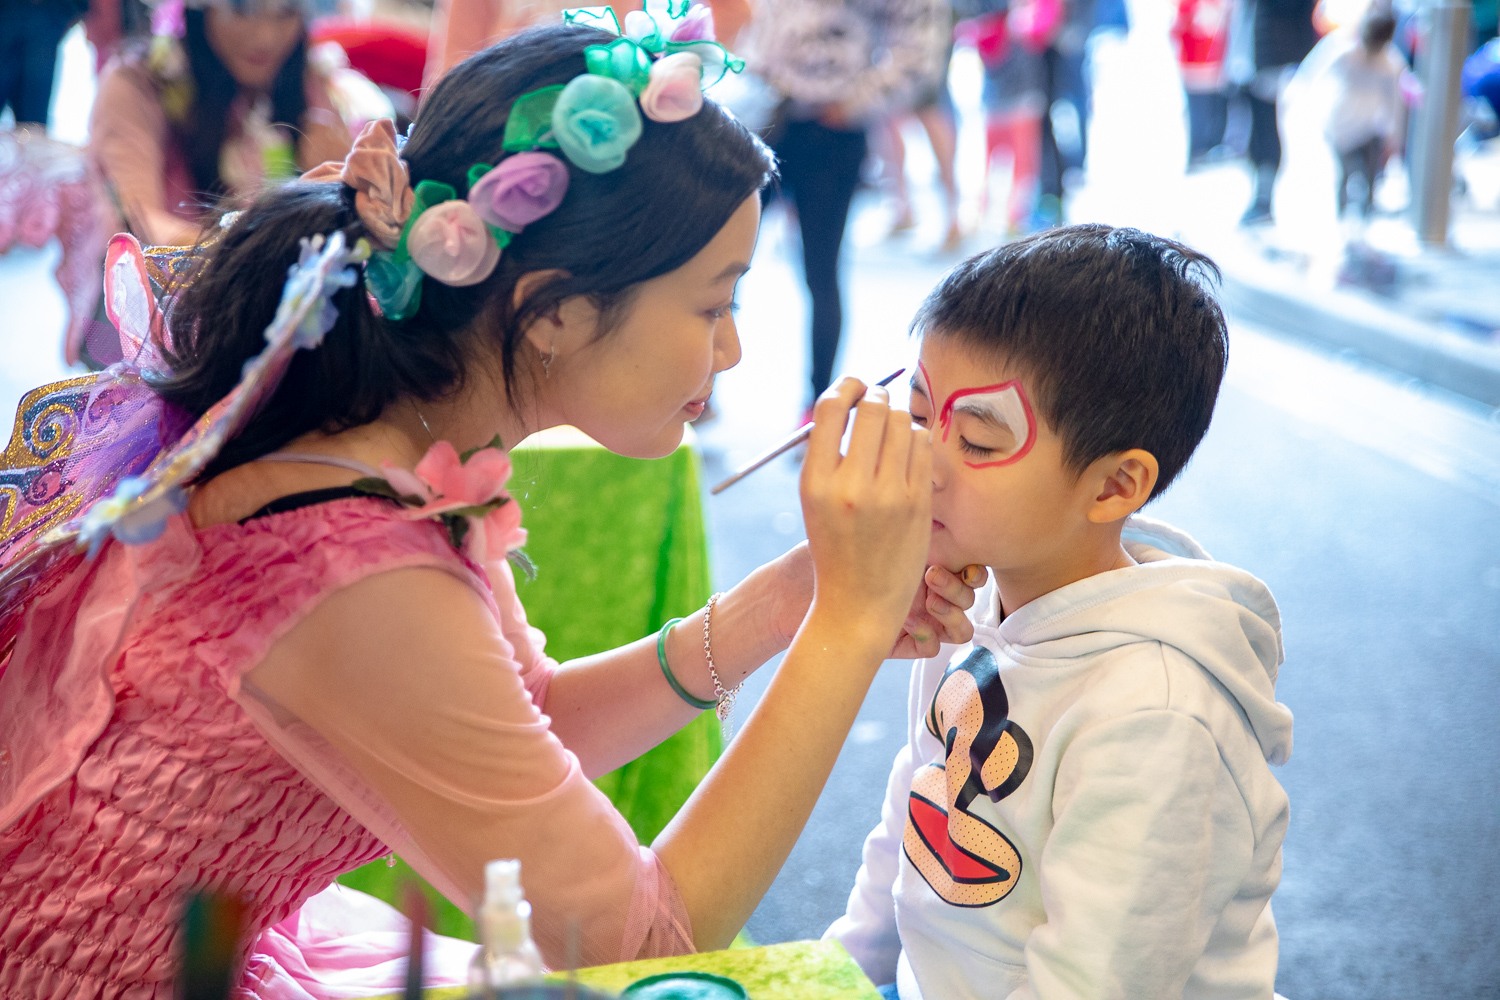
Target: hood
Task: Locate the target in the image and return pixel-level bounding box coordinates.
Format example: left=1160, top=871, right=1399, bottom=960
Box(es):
left=986, top=515, right=1293, bottom=765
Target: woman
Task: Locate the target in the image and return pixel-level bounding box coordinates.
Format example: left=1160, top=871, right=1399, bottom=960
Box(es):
left=88, top=0, right=360, bottom=247
left=0, top=14, right=978, bottom=996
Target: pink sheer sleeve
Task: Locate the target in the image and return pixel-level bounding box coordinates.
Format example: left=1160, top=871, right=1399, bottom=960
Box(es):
left=88, top=62, right=202, bottom=247
left=237, top=560, right=694, bottom=970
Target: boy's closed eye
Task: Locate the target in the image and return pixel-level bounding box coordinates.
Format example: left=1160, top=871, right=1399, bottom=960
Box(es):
left=953, top=410, right=1020, bottom=458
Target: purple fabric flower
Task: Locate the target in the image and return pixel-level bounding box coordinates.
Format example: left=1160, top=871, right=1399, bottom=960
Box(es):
left=670, top=3, right=716, bottom=41
left=468, top=152, right=571, bottom=232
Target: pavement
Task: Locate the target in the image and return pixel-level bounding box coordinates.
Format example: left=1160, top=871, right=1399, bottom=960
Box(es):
left=1175, top=152, right=1500, bottom=410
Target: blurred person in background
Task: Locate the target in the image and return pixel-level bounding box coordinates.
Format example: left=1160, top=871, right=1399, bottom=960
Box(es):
left=0, top=0, right=89, bottom=128
left=88, top=0, right=373, bottom=247
left=738, top=0, right=948, bottom=419
left=876, top=0, right=964, bottom=253
left=1231, top=0, right=1319, bottom=224
left=1174, top=0, right=1234, bottom=165
left=1284, top=2, right=1406, bottom=226
left=956, top=0, right=1053, bottom=235
left=1035, top=0, right=1096, bottom=226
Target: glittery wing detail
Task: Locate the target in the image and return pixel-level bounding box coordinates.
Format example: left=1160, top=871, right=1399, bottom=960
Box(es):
left=0, top=370, right=184, bottom=668
left=103, top=234, right=170, bottom=370
left=128, top=232, right=367, bottom=508
left=0, top=231, right=367, bottom=670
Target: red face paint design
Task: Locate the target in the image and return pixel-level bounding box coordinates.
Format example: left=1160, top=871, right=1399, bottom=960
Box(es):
left=918, top=361, right=1037, bottom=469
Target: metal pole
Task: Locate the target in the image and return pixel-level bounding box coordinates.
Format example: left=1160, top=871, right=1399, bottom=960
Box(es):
left=1409, top=0, right=1472, bottom=247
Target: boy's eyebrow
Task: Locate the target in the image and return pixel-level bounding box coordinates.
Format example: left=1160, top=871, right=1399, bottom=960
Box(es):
left=953, top=398, right=1020, bottom=431
left=909, top=374, right=928, bottom=399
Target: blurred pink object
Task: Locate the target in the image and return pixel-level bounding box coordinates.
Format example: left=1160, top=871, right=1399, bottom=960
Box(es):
left=0, top=127, right=118, bottom=366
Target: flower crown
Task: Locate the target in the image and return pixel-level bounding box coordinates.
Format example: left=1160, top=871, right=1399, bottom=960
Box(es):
left=304, top=1, right=743, bottom=322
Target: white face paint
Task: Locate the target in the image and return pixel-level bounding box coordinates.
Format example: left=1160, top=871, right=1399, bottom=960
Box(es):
left=918, top=361, right=1037, bottom=468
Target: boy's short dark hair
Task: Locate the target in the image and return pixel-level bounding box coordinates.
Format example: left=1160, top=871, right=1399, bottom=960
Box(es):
left=914, top=224, right=1228, bottom=500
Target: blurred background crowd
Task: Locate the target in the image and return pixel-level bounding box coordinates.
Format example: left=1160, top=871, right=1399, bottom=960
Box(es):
left=1, top=0, right=1497, bottom=396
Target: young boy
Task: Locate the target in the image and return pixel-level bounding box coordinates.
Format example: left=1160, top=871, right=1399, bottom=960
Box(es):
left=827, top=224, right=1293, bottom=999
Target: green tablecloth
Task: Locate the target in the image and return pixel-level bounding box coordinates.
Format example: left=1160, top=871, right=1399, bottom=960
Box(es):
left=338, top=428, right=722, bottom=939
left=399, top=940, right=882, bottom=999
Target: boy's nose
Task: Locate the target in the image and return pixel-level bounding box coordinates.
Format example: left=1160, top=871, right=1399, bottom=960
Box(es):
left=927, top=433, right=951, bottom=490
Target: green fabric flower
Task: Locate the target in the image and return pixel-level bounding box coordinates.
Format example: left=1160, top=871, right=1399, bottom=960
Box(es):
left=551, top=75, right=644, bottom=174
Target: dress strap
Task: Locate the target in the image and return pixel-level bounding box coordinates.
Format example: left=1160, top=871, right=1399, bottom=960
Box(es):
left=239, top=486, right=384, bottom=524
left=256, top=451, right=384, bottom=479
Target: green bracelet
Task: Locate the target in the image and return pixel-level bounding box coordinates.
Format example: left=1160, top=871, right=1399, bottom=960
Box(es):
left=657, top=616, right=715, bottom=711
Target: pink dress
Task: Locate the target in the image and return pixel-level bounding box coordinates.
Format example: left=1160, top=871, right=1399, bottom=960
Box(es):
left=0, top=496, right=692, bottom=998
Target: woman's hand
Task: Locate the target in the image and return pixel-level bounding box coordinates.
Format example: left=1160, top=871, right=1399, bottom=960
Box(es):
left=798, top=377, right=933, bottom=652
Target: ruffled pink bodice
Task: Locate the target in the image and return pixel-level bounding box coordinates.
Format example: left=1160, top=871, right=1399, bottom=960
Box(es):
left=0, top=493, right=693, bottom=998
left=0, top=499, right=477, bottom=998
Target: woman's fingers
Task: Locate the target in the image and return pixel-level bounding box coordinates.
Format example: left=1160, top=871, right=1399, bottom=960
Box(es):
left=799, top=377, right=932, bottom=635
left=840, top=384, right=893, bottom=477
left=801, top=377, right=865, bottom=483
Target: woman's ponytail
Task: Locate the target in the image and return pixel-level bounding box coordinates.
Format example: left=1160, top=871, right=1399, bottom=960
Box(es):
left=152, top=181, right=469, bottom=480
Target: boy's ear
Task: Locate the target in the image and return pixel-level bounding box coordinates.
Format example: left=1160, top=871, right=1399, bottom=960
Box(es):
left=1084, top=448, right=1159, bottom=524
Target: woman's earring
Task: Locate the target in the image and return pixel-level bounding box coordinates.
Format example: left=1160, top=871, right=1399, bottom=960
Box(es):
left=542, top=346, right=555, bottom=378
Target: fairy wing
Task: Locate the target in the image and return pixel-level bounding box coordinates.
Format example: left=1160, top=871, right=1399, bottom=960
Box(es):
left=0, top=231, right=366, bottom=668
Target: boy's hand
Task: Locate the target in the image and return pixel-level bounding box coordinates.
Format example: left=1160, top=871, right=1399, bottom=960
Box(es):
left=892, top=563, right=988, bottom=659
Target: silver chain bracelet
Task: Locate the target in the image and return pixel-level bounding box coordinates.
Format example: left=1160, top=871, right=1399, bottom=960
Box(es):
left=703, top=592, right=742, bottom=734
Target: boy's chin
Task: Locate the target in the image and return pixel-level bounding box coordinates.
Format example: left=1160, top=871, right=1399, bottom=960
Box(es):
left=927, top=538, right=976, bottom=575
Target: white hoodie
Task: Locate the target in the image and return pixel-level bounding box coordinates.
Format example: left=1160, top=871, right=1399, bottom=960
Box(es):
left=828, top=517, right=1293, bottom=999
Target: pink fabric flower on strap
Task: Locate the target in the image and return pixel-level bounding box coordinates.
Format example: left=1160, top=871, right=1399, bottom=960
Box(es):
left=639, top=52, right=704, bottom=123
left=373, top=439, right=528, bottom=564
left=302, top=119, right=413, bottom=250
left=467, top=152, right=570, bottom=233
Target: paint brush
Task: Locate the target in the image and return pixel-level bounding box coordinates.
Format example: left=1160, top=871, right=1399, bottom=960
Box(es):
left=709, top=368, right=907, bottom=495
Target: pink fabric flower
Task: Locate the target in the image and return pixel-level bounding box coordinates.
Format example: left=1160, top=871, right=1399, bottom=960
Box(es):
left=639, top=53, right=704, bottom=123
left=302, top=119, right=414, bottom=251
left=379, top=440, right=526, bottom=563
left=467, top=152, right=570, bottom=233
left=467, top=499, right=529, bottom=564
left=382, top=440, right=514, bottom=517
left=405, top=201, right=500, bottom=286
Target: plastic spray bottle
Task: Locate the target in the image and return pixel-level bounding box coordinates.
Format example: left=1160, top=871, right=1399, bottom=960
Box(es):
left=468, top=859, right=545, bottom=995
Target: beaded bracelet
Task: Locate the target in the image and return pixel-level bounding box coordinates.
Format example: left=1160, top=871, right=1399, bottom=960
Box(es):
left=656, top=616, right=715, bottom=711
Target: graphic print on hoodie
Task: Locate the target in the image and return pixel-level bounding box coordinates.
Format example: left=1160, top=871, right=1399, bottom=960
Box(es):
left=903, top=645, right=1035, bottom=907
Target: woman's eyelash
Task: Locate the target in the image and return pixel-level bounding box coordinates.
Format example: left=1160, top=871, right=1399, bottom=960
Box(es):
left=708, top=301, right=740, bottom=320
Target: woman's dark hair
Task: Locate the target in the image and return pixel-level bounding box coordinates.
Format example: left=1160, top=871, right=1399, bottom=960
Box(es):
left=153, top=23, right=775, bottom=478
left=179, top=7, right=309, bottom=202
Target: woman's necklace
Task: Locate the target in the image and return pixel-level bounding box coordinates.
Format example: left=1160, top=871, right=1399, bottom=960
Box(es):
left=415, top=408, right=437, bottom=444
